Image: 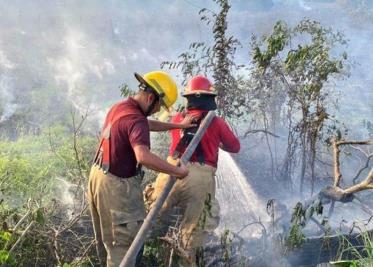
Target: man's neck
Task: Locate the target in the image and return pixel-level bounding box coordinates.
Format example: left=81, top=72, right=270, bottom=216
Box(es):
left=133, top=94, right=148, bottom=116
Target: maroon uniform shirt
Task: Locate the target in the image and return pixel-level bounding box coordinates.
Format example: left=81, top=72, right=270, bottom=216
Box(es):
left=169, top=109, right=240, bottom=168
left=107, top=97, right=150, bottom=178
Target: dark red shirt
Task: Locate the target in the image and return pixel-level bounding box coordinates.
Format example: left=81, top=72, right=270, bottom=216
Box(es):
left=169, top=109, right=240, bottom=167
left=108, top=97, right=150, bottom=178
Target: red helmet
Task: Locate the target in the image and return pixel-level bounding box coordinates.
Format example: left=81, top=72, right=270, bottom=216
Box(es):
left=182, top=76, right=217, bottom=96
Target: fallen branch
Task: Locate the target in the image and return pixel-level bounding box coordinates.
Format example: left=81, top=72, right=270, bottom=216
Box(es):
left=8, top=221, right=35, bottom=254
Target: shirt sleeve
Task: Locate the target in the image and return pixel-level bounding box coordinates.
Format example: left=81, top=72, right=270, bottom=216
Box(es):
left=168, top=112, right=183, bottom=155
left=128, top=117, right=151, bottom=148
left=217, top=118, right=240, bottom=153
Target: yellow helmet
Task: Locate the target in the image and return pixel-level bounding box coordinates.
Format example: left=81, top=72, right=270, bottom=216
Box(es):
left=134, top=71, right=178, bottom=109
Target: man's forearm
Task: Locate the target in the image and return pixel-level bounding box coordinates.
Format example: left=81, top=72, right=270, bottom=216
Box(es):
left=148, top=120, right=182, bottom=132
left=140, top=151, right=181, bottom=176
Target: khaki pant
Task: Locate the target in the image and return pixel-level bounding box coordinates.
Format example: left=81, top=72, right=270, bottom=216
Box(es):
left=88, top=165, right=146, bottom=267
left=146, top=158, right=220, bottom=266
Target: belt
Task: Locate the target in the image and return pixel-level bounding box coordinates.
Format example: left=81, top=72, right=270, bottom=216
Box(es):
left=92, top=163, right=144, bottom=181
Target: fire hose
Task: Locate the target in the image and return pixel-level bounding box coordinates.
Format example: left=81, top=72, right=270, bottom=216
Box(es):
left=120, top=111, right=216, bottom=267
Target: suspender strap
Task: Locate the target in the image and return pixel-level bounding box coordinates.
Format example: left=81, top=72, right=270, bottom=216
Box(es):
left=93, top=101, right=143, bottom=174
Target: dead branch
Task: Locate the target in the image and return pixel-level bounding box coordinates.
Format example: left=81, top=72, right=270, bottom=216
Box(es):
left=56, top=203, right=88, bottom=236
left=320, top=186, right=354, bottom=203
left=352, top=152, right=373, bottom=184
left=332, top=138, right=373, bottom=193
left=71, top=109, right=89, bottom=182
left=237, top=217, right=267, bottom=235
left=336, top=140, right=373, bottom=146
left=244, top=129, right=280, bottom=138
left=8, top=221, right=35, bottom=254
left=12, top=210, right=31, bottom=233
left=343, top=167, right=373, bottom=194
left=158, top=236, right=193, bottom=264
left=332, top=138, right=342, bottom=187
left=50, top=203, right=88, bottom=265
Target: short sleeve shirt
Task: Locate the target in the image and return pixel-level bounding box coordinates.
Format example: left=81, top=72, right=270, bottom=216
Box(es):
left=108, top=98, right=150, bottom=178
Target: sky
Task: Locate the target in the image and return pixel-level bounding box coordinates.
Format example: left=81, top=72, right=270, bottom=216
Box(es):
left=0, top=0, right=372, bottom=128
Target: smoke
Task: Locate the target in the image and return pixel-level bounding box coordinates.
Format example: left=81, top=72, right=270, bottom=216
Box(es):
left=54, top=177, right=80, bottom=219
left=0, top=50, right=16, bottom=123
left=298, top=0, right=312, bottom=11
left=49, top=28, right=116, bottom=118
left=0, top=0, right=370, bottom=131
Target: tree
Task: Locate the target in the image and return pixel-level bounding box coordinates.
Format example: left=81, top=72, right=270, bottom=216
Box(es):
left=250, top=19, right=348, bottom=194
left=162, top=0, right=244, bottom=119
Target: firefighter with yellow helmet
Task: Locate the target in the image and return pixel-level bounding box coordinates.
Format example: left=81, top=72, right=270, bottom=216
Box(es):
left=88, top=71, right=195, bottom=267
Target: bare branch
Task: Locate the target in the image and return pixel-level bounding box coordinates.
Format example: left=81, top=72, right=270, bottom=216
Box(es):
left=237, top=217, right=267, bottom=235
left=343, top=167, right=373, bottom=194
left=244, top=129, right=280, bottom=138
left=336, top=140, right=373, bottom=146
left=332, top=138, right=342, bottom=187
left=350, top=145, right=371, bottom=157
left=159, top=236, right=193, bottom=264
left=9, top=221, right=35, bottom=254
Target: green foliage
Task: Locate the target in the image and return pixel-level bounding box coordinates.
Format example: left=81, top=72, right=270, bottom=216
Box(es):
left=285, top=200, right=326, bottom=253
left=142, top=239, right=167, bottom=267
left=335, top=229, right=373, bottom=267
left=250, top=19, right=349, bottom=193
left=198, top=193, right=212, bottom=230
left=0, top=116, right=97, bottom=266
left=120, top=83, right=135, bottom=98
left=285, top=202, right=307, bottom=251
left=285, top=224, right=306, bottom=251
left=253, top=21, right=289, bottom=70
left=0, top=229, right=14, bottom=265
left=0, top=249, right=16, bottom=266
left=0, top=125, right=96, bottom=205
left=220, top=229, right=234, bottom=265
left=162, top=0, right=243, bottom=118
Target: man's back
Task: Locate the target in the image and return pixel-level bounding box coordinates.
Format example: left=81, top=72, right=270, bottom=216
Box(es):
left=103, top=97, right=150, bottom=178
left=169, top=109, right=240, bottom=167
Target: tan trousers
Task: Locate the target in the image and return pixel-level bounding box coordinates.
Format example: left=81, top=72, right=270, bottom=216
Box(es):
left=147, top=158, right=220, bottom=266
left=88, top=165, right=146, bottom=267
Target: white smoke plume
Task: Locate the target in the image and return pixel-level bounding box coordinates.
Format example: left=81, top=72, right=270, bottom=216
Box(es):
left=0, top=50, right=16, bottom=124
left=49, top=29, right=115, bottom=115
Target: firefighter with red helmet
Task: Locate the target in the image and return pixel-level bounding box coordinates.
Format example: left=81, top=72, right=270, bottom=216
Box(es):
left=147, top=75, right=240, bottom=266
left=87, top=71, right=196, bottom=267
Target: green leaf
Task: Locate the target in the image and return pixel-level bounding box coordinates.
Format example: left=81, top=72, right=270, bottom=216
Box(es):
left=0, top=231, right=11, bottom=242
left=329, top=260, right=358, bottom=267
left=0, top=250, right=9, bottom=263
left=35, top=208, right=45, bottom=225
